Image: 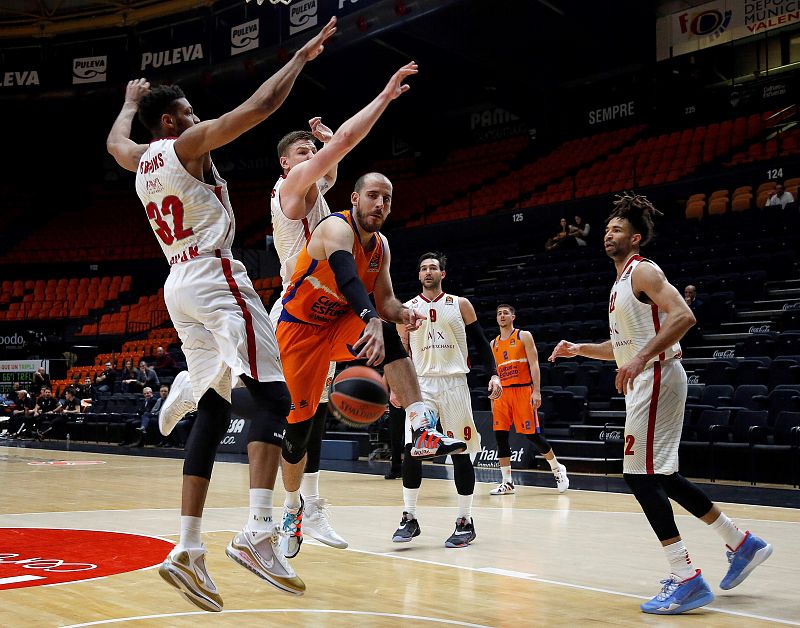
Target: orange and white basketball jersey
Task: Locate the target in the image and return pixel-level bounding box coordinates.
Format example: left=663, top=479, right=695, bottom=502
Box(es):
left=280, top=210, right=385, bottom=326
left=271, top=175, right=331, bottom=288
left=135, top=138, right=234, bottom=266
left=492, top=329, right=532, bottom=387
left=405, top=293, right=468, bottom=377
left=609, top=254, right=681, bottom=368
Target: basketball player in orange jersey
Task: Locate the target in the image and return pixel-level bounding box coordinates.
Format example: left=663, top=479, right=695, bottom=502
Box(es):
left=391, top=252, right=502, bottom=548
left=275, top=62, right=468, bottom=559
left=490, top=304, right=568, bottom=494
left=106, top=19, right=337, bottom=610
left=549, top=192, right=772, bottom=615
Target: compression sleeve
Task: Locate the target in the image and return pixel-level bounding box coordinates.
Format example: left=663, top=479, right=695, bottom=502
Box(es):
left=465, top=320, right=497, bottom=376
left=329, top=250, right=379, bottom=322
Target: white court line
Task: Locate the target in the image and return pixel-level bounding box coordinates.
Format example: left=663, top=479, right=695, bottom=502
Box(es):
left=0, top=574, right=45, bottom=586
left=61, top=609, right=491, bottom=628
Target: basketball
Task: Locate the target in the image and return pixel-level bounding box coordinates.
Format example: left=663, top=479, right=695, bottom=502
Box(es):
left=328, top=366, right=389, bottom=426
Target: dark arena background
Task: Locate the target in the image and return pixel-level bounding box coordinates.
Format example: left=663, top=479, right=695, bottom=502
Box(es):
left=1, top=0, right=799, bottom=625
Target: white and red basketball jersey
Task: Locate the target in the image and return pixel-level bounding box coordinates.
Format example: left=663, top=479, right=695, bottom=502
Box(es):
left=405, top=293, right=469, bottom=377
left=135, top=139, right=234, bottom=265
left=609, top=254, right=681, bottom=368
left=271, top=175, right=330, bottom=288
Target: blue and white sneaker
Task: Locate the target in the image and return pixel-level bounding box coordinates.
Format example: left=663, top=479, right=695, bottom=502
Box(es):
left=720, top=531, right=773, bottom=590
left=640, top=570, right=714, bottom=615
left=279, top=495, right=304, bottom=559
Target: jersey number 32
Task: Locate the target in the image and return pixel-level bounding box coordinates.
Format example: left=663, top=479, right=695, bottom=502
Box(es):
left=146, top=196, right=194, bottom=245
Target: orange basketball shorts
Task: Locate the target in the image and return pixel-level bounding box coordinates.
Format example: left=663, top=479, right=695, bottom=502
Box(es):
left=276, top=312, right=365, bottom=424
left=492, top=385, right=540, bottom=434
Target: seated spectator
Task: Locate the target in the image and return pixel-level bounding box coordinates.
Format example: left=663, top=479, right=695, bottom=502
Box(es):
left=31, top=367, right=50, bottom=396
left=8, top=389, right=35, bottom=437
left=31, top=387, right=60, bottom=440
left=765, top=182, right=794, bottom=209
left=40, top=389, right=82, bottom=439
left=5, top=382, right=21, bottom=404
left=684, top=284, right=704, bottom=345
left=119, top=387, right=157, bottom=447
left=545, top=218, right=570, bottom=251
left=154, top=346, right=176, bottom=374
left=569, top=215, right=591, bottom=246
left=95, top=362, right=118, bottom=394
left=139, top=360, right=160, bottom=389
left=76, top=376, right=94, bottom=402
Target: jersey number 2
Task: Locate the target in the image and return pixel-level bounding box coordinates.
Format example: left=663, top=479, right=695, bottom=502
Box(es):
left=146, top=196, right=194, bottom=245
left=625, top=435, right=635, bottom=455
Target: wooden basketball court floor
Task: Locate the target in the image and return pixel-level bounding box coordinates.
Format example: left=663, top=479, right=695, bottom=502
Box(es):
left=1, top=446, right=798, bottom=627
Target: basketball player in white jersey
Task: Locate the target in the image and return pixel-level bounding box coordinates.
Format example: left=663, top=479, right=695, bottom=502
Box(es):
left=549, top=192, right=772, bottom=615
left=391, top=252, right=502, bottom=547
left=105, top=18, right=337, bottom=611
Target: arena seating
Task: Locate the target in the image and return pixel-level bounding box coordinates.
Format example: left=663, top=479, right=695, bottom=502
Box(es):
left=0, top=276, right=131, bottom=321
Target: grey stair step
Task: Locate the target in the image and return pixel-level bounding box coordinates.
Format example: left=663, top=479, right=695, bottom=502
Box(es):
left=703, top=333, right=752, bottom=342
left=738, top=309, right=788, bottom=318
left=588, top=410, right=626, bottom=419
left=768, top=288, right=800, bottom=298
left=752, top=297, right=800, bottom=306
left=765, top=278, right=800, bottom=288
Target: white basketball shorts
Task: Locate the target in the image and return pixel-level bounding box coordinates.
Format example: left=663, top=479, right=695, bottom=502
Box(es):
left=623, top=359, right=687, bottom=475
left=165, top=255, right=284, bottom=404
left=405, top=374, right=480, bottom=455
left=269, top=291, right=335, bottom=404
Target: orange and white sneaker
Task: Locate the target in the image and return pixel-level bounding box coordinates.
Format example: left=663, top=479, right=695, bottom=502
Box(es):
left=410, top=409, right=466, bottom=459
left=159, top=545, right=222, bottom=612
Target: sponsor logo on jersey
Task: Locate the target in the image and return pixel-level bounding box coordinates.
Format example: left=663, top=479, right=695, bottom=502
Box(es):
left=368, top=253, right=380, bottom=272
left=231, top=19, right=259, bottom=56
left=1, top=71, right=39, bottom=87
left=445, top=295, right=454, bottom=304
left=141, top=44, right=203, bottom=71
left=289, top=0, right=318, bottom=35
left=72, top=56, right=107, bottom=84
left=509, top=338, right=516, bottom=346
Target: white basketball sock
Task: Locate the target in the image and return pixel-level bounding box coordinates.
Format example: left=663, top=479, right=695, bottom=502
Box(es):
left=179, top=515, right=202, bottom=550
left=284, top=489, right=302, bottom=510
left=405, top=402, right=427, bottom=430
left=403, top=487, right=419, bottom=517
left=708, top=513, right=746, bottom=550
left=501, top=465, right=512, bottom=483
left=457, top=493, right=473, bottom=519
left=664, top=540, right=695, bottom=580
left=300, top=471, right=320, bottom=504
left=546, top=455, right=560, bottom=471
left=248, top=488, right=273, bottom=532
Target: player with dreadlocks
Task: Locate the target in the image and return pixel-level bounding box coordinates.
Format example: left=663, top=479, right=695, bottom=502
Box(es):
left=549, top=192, right=772, bottom=615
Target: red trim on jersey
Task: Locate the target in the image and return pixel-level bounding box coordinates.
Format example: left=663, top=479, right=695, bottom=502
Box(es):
left=418, top=292, right=445, bottom=303
left=651, top=304, right=666, bottom=361
left=218, top=253, right=259, bottom=380
left=646, top=361, right=661, bottom=474
left=618, top=254, right=643, bottom=281
left=432, top=292, right=446, bottom=303
left=302, top=218, right=311, bottom=242
left=213, top=185, right=223, bottom=204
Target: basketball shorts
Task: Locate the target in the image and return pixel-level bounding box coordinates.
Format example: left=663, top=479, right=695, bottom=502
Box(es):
left=492, top=385, right=540, bottom=434
left=165, top=255, right=285, bottom=404
left=270, top=295, right=335, bottom=404
left=277, top=312, right=365, bottom=424
left=623, top=359, right=687, bottom=475
left=404, top=374, right=481, bottom=455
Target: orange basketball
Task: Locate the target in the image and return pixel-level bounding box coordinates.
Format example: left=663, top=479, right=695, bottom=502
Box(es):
left=329, top=366, right=389, bottom=427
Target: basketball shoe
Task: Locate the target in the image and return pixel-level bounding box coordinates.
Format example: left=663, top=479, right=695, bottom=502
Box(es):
left=719, top=531, right=773, bottom=590
left=640, top=570, right=714, bottom=615
left=392, top=512, right=421, bottom=542
left=409, top=409, right=466, bottom=459
left=159, top=545, right=223, bottom=612
left=303, top=498, right=348, bottom=549
left=159, top=371, right=196, bottom=436
left=553, top=464, right=569, bottom=493
left=490, top=481, right=515, bottom=495
left=445, top=517, right=476, bottom=548
left=226, top=526, right=305, bottom=596
left=280, top=495, right=304, bottom=558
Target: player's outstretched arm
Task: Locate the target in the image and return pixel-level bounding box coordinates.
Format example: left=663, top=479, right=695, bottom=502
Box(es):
left=459, top=298, right=501, bottom=399
left=174, top=18, right=336, bottom=161
left=308, top=116, right=338, bottom=190
left=106, top=78, right=151, bottom=172
left=280, top=62, right=418, bottom=217
left=549, top=340, right=614, bottom=362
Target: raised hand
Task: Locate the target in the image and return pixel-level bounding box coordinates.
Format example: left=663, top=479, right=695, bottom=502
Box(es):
left=383, top=62, right=418, bottom=100
left=298, top=17, right=337, bottom=62
left=124, top=78, right=150, bottom=106
left=308, top=116, right=333, bottom=143
left=548, top=340, right=580, bottom=362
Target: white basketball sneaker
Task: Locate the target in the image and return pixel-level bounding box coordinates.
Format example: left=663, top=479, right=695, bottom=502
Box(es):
left=303, top=498, right=348, bottom=549
left=553, top=463, right=569, bottom=493
left=226, top=526, right=306, bottom=596
left=489, top=481, right=515, bottom=495
left=159, top=371, right=196, bottom=436
left=159, top=545, right=222, bottom=612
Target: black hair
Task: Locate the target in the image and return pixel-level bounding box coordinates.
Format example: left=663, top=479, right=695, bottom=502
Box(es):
left=418, top=251, right=447, bottom=271
left=277, top=130, right=315, bottom=160
left=605, top=191, right=663, bottom=247
left=138, top=84, right=186, bottom=135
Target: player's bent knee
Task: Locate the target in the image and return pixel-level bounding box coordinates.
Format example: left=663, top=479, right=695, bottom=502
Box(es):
left=184, top=389, right=231, bottom=480
left=382, top=321, right=409, bottom=365
left=282, top=419, right=313, bottom=464
left=527, top=433, right=552, bottom=455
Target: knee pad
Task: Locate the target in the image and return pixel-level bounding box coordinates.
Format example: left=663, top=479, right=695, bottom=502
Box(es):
left=282, top=419, right=313, bottom=464
left=495, top=430, right=512, bottom=458
left=184, top=389, right=231, bottom=480
left=234, top=377, right=290, bottom=447
left=660, top=473, right=714, bottom=519
left=452, top=454, right=475, bottom=496
left=402, top=443, right=423, bottom=488
left=526, top=433, right=552, bottom=456
left=304, top=403, right=328, bottom=474
left=624, top=473, right=680, bottom=541
left=382, top=321, right=409, bottom=365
